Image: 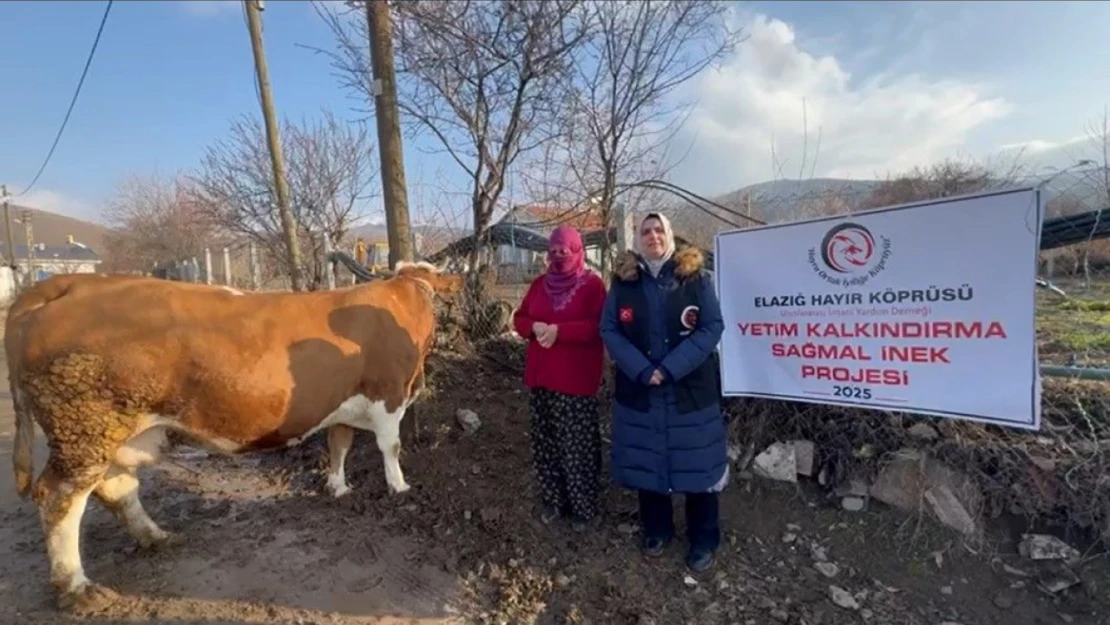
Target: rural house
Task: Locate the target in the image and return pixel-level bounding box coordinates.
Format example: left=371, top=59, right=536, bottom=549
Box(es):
left=0, top=235, right=102, bottom=280
left=494, top=203, right=607, bottom=279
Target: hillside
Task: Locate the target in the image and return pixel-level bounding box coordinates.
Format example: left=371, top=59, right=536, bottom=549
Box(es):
left=2, top=203, right=107, bottom=252
left=711, top=177, right=882, bottom=215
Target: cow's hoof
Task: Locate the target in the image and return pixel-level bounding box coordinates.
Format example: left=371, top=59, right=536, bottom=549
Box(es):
left=138, top=529, right=180, bottom=550
left=59, top=582, right=119, bottom=614
left=327, top=476, right=352, bottom=498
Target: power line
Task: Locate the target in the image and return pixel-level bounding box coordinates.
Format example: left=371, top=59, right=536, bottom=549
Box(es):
left=14, top=1, right=114, bottom=198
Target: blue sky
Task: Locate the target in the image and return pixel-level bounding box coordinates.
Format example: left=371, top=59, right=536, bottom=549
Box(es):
left=1, top=0, right=1107, bottom=226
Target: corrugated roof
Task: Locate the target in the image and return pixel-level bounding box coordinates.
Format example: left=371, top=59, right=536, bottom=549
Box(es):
left=0, top=243, right=101, bottom=262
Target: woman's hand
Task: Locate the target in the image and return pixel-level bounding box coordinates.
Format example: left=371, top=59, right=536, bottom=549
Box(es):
left=537, top=324, right=559, bottom=348
left=532, top=321, right=548, bottom=338
left=648, top=369, right=664, bottom=385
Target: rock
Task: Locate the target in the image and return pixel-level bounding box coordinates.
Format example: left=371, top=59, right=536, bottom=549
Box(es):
left=810, top=543, right=828, bottom=562
left=940, top=585, right=953, bottom=595
left=992, top=593, right=1014, bottom=609
left=815, top=562, right=840, bottom=578
left=835, top=477, right=870, bottom=498
left=782, top=532, right=797, bottom=544
left=1038, top=570, right=1080, bottom=594
left=456, top=408, right=481, bottom=434
left=828, top=585, right=860, bottom=610
left=793, top=440, right=816, bottom=476
left=841, top=496, right=866, bottom=512
left=870, top=449, right=982, bottom=536
left=907, top=422, right=939, bottom=440
left=617, top=523, right=637, bottom=535
left=753, top=442, right=798, bottom=483
left=770, top=608, right=789, bottom=622
left=924, top=484, right=978, bottom=535
left=555, top=574, right=571, bottom=588
left=1018, top=534, right=1080, bottom=561
left=683, top=575, right=698, bottom=587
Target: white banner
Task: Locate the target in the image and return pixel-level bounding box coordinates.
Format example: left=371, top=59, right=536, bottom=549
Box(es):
left=714, top=187, right=1043, bottom=430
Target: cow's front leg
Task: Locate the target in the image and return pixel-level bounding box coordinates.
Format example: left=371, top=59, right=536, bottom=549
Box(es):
left=326, top=424, right=355, bottom=497
left=369, top=400, right=410, bottom=494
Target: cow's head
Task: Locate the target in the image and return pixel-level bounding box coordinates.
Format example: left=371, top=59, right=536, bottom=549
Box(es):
left=392, top=260, right=465, bottom=299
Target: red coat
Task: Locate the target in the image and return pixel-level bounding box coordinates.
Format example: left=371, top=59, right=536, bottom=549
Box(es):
left=512, top=271, right=607, bottom=397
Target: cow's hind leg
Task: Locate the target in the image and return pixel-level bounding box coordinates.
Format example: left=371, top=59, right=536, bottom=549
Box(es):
left=93, top=465, right=174, bottom=548
left=33, top=461, right=118, bottom=613
left=369, top=400, right=410, bottom=494
left=326, top=424, right=354, bottom=498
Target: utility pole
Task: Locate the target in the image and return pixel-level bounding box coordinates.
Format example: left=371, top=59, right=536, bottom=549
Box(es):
left=365, top=0, right=414, bottom=269
left=22, top=210, right=35, bottom=286
left=244, top=0, right=304, bottom=291
left=2, top=185, right=16, bottom=269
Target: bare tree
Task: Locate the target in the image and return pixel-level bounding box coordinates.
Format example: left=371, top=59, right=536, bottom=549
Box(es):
left=550, top=0, right=742, bottom=270
left=316, top=0, right=590, bottom=300
left=863, top=157, right=1027, bottom=210
left=189, top=108, right=378, bottom=290
left=101, top=174, right=216, bottom=273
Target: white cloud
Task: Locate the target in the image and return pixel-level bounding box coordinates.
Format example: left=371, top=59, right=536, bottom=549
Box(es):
left=996, top=135, right=1094, bottom=170
left=177, top=1, right=240, bottom=18
left=14, top=189, right=97, bottom=221
left=669, top=14, right=1013, bottom=195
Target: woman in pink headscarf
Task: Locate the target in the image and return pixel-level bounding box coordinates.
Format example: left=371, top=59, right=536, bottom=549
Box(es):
left=512, top=225, right=608, bottom=531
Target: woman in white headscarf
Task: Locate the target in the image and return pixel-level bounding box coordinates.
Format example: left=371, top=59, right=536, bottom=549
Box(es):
left=599, top=212, right=727, bottom=573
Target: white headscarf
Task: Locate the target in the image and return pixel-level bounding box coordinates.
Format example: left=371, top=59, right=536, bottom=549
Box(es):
left=637, top=212, right=676, bottom=277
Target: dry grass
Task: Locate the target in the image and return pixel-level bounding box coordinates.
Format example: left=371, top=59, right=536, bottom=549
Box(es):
left=1036, top=278, right=1110, bottom=367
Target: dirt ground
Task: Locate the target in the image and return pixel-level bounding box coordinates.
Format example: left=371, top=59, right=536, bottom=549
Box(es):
left=2, top=338, right=1109, bottom=625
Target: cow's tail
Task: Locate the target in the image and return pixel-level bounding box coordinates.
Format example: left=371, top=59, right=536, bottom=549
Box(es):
left=11, top=383, right=33, bottom=499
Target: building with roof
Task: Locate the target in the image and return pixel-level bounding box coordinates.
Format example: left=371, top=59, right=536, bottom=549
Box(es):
left=0, top=235, right=102, bottom=281
left=494, top=203, right=607, bottom=280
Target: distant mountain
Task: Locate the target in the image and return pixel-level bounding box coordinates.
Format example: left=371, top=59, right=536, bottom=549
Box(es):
left=711, top=177, right=882, bottom=215
left=1, top=203, right=107, bottom=252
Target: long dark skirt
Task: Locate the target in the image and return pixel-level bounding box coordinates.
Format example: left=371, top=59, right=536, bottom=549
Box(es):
left=528, top=387, right=601, bottom=521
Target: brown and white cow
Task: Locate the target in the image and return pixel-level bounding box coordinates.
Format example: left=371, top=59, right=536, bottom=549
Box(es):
left=5, top=261, right=462, bottom=612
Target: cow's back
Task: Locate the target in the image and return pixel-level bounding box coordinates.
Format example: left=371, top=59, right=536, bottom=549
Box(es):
left=10, top=276, right=438, bottom=450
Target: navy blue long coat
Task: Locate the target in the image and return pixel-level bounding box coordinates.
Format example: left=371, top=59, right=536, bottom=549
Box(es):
left=600, top=247, right=728, bottom=494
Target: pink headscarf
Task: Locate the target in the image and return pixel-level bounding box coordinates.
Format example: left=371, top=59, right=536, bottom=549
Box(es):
left=543, top=225, right=588, bottom=311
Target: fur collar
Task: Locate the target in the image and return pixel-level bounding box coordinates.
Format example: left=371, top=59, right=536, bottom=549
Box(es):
left=613, top=246, right=705, bottom=282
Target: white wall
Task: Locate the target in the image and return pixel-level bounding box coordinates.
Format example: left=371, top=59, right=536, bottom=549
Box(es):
left=0, top=266, right=17, bottom=306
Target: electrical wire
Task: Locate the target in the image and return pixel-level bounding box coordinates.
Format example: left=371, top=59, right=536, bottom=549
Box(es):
left=15, top=0, right=114, bottom=197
